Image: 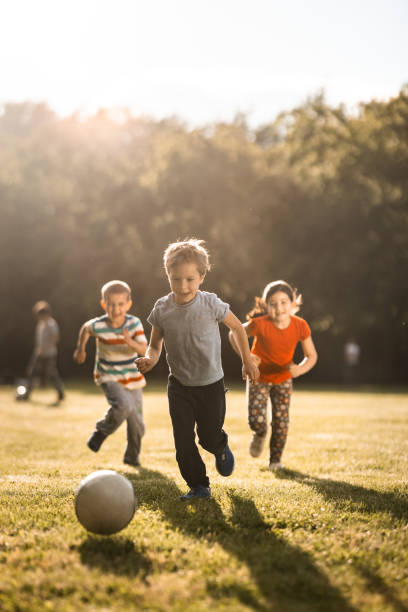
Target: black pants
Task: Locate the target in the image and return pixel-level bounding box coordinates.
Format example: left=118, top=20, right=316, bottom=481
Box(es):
left=168, top=375, right=228, bottom=488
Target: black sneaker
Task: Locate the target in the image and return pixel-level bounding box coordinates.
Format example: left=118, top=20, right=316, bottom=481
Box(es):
left=87, top=430, right=107, bottom=452
left=124, top=457, right=140, bottom=467
left=215, top=444, right=235, bottom=477
left=179, top=485, right=211, bottom=501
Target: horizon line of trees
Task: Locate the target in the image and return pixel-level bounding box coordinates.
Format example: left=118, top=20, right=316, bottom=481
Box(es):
left=1, top=88, right=407, bottom=384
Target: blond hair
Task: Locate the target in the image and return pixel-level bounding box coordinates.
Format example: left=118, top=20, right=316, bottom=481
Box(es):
left=163, top=239, right=211, bottom=276
left=101, top=280, right=131, bottom=301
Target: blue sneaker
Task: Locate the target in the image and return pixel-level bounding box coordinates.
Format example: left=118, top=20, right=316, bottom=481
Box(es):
left=215, top=444, right=235, bottom=476
left=87, top=430, right=107, bottom=452
left=180, top=485, right=211, bottom=501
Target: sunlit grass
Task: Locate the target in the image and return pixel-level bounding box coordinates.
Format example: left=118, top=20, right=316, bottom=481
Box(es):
left=0, top=383, right=407, bottom=611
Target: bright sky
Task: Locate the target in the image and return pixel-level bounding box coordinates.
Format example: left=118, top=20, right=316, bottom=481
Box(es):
left=1, top=0, right=407, bottom=127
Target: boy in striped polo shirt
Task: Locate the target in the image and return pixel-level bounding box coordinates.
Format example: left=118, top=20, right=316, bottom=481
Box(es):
left=73, top=280, right=147, bottom=466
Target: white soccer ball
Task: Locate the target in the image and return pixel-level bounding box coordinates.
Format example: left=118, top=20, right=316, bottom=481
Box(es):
left=74, top=470, right=136, bottom=535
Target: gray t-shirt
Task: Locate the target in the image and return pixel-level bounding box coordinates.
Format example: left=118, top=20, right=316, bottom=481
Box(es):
left=35, top=317, right=59, bottom=357
left=147, top=290, right=230, bottom=386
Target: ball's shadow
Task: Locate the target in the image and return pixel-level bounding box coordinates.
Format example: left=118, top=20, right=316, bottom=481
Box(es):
left=77, top=536, right=152, bottom=578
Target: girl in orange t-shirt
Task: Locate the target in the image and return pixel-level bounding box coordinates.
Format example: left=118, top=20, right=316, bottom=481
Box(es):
left=229, top=280, right=317, bottom=471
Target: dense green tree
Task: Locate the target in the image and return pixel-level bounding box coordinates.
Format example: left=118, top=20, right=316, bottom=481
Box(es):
left=0, top=91, right=407, bottom=383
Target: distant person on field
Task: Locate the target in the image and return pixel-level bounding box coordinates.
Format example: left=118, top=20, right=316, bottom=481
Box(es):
left=73, top=281, right=147, bottom=467
left=23, top=301, right=65, bottom=403
left=136, top=239, right=259, bottom=501
left=229, top=280, right=317, bottom=471
left=343, top=337, right=361, bottom=385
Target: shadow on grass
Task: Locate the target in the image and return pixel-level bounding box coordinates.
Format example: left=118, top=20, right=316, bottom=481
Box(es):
left=354, top=565, right=408, bottom=612
left=276, top=469, right=408, bottom=521
left=77, top=536, right=152, bottom=579
left=124, top=467, right=356, bottom=612
left=274, top=469, right=408, bottom=612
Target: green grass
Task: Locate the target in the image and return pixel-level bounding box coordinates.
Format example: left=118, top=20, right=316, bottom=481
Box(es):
left=0, top=383, right=407, bottom=612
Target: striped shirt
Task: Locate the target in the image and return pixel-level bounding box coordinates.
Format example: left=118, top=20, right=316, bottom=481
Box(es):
left=90, top=314, right=147, bottom=389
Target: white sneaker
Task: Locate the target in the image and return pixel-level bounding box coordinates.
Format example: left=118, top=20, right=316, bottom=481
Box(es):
left=249, top=433, right=266, bottom=457
left=268, top=462, right=283, bottom=471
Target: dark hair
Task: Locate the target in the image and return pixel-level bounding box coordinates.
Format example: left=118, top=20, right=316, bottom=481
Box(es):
left=246, top=280, right=302, bottom=319
left=33, top=300, right=52, bottom=317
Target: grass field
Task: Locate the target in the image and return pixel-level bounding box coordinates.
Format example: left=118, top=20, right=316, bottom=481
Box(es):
left=0, top=382, right=407, bottom=612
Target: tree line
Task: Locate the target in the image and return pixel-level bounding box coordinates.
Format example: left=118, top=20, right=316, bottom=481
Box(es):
left=1, top=88, right=407, bottom=384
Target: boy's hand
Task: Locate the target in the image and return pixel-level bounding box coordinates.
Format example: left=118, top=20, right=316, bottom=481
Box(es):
left=135, top=356, right=154, bottom=374
left=251, top=354, right=261, bottom=367
left=242, top=360, right=260, bottom=384
left=73, top=348, right=86, bottom=364
left=122, top=328, right=132, bottom=345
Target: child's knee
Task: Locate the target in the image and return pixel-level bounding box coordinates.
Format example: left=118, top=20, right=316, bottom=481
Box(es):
left=248, top=402, right=267, bottom=434
left=248, top=416, right=267, bottom=436
left=109, top=396, right=128, bottom=412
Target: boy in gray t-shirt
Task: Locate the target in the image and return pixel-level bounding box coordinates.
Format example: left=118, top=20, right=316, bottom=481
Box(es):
left=137, top=239, right=259, bottom=501
left=23, top=301, right=65, bottom=403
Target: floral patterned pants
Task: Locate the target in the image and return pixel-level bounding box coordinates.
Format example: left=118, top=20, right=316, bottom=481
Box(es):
left=247, top=379, right=292, bottom=463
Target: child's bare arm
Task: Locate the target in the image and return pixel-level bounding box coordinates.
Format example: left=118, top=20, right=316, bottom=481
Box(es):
left=122, top=328, right=148, bottom=355
left=223, top=311, right=259, bottom=383
left=135, top=326, right=164, bottom=373
left=228, top=322, right=261, bottom=367
left=228, top=322, right=247, bottom=354
left=73, top=322, right=93, bottom=364
left=289, top=336, right=318, bottom=378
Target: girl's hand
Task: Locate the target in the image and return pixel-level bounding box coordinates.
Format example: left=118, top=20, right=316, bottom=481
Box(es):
left=135, top=356, right=154, bottom=373
left=73, top=348, right=86, bottom=364
left=288, top=363, right=302, bottom=378
left=242, top=360, right=260, bottom=384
